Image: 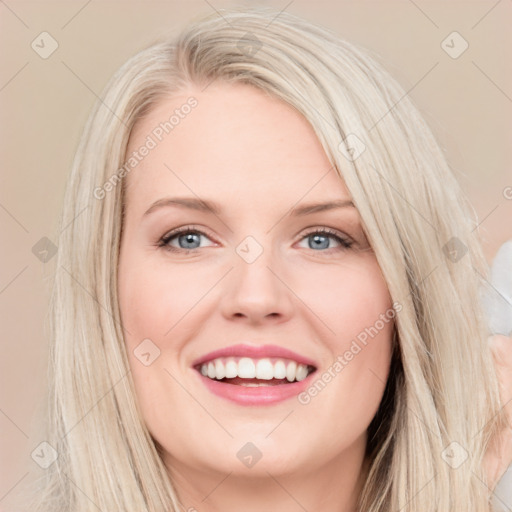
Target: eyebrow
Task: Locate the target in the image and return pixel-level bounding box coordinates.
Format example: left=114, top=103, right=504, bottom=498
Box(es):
left=143, top=196, right=355, bottom=218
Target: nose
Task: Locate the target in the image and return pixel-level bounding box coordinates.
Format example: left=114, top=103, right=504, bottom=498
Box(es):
left=219, top=244, right=295, bottom=325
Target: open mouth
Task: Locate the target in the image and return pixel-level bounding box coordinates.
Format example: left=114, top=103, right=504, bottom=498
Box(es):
left=195, top=357, right=317, bottom=386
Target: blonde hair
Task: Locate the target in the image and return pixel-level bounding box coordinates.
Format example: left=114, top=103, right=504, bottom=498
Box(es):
left=22, top=7, right=504, bottom=511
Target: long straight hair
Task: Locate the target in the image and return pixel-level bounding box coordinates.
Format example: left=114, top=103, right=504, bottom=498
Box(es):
left=24, top=7, right=504, bottom=511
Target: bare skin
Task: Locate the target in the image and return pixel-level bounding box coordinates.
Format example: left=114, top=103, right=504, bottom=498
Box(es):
left=118, top=82, right=393, bottom=512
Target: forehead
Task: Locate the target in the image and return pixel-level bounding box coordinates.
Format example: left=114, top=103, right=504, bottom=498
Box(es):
left=123, top=82, right=349, bottom=211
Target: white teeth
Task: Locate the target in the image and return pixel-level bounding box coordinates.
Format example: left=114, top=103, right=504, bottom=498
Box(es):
left=238, top=357, right=256, bottom=378
left=198, top=357, right=312, bottom=383
left=286, top=361, right=297, bottom=382
left=225, top=358, right=238, bottom=378
left=214, top=359, right=225, bottom=380
left=296, top=364, right=309, bottom=381
left=207, top=361, right=215, bottom=379
left=256, top=358, right=274, bottom=380
left=274, top=360, right=287, bottom=379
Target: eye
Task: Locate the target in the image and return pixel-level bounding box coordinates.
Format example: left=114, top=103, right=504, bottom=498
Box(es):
left=297, top=228, right=352, bottom=252
left=158, top=226, right=216, bottom=252
left=157, top=226, right=353, bottom=254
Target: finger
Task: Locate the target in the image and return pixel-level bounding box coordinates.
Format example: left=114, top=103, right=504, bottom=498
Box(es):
left=485, top=335, right=512, bottom=489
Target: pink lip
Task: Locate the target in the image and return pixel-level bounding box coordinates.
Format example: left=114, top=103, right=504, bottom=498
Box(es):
left=195, top=372, right=316, bottom=405
left=191, top=343, right=318, bottom=406
left=191, top=343, right=317, bottom=368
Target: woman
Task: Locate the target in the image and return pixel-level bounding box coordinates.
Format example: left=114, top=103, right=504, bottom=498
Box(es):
left=27, top=7, right=511, bottom=512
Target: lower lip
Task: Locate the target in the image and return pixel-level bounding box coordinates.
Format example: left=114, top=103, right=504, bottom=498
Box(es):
left=195, top=372, right=315, bottom=405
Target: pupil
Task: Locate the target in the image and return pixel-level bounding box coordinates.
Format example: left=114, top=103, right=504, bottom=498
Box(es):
left=311, top=234, right=328, bottom=250
left=181, top=233, right=200, bottom=249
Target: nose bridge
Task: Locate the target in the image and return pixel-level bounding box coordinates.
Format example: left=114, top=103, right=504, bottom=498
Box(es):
left=221, top=233, right=294, bottom=321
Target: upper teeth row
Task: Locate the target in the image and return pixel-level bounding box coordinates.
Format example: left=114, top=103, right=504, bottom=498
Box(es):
left=199, top=357, right=311, bottom=382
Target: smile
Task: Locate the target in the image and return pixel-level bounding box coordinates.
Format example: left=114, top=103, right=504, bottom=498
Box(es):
left=192, top=344, right=318, bottom=405
left=197, top=357, right=315, bottom=384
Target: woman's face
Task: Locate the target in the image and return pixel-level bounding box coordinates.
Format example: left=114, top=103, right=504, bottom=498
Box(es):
left=118, top=82, right=393, bottom=482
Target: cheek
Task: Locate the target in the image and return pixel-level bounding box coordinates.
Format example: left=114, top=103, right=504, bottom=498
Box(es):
left=294, top=256, right=394, bottom=423
left=296, top=254, right=393, bottom=341
left=117, top=250, right=197, bottom=435
left=118, top=252, right=197, bottom=342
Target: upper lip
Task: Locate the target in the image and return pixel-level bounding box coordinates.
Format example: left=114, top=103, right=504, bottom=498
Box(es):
left=192, top=343, right=318, bottom=368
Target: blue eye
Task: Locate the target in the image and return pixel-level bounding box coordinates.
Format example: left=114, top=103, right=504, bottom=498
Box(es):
left=158, top=227, right=214, bottom=252
left=172, top=232, right=202, bottom=249
left=158, top=226, right=352, bottom=253
left=298, top=229, right=352, bottom=251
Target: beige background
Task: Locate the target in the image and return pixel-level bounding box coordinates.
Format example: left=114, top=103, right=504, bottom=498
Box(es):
left=1, top=0, right=511, bottom=509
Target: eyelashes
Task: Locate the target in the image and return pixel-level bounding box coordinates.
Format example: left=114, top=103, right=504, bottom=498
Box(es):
left=301, top=228, right=353, bottom=251
left=157, top=225, right=353, bottom=254
left=158, top=226, right=216, bottom=253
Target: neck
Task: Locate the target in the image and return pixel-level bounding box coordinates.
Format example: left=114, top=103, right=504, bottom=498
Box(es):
left=165, top=437, right=369, bottom=512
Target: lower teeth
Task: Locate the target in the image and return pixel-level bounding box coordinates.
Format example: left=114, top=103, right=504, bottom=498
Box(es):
left=215, top=377, right=292, bottom=386
left=239, top=382, right=273, bottom=387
